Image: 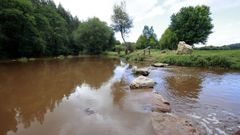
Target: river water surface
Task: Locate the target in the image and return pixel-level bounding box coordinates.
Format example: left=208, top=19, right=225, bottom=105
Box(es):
left=0, top=57, right=239, bottom=135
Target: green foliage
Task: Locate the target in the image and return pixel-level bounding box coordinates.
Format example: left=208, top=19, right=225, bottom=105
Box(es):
left=136, top=35, right=147, bottom=49
left=159, top=28, right=178, bottom=50
left=170, top=5, right=213, bottom=45
left=0, top=0, right=81, bottom=59
left=73, top=17, right=115, bottom=54
left=111, top=1, right=133, bottom=43
left=160, top=55, right=231, bottom=68
left=136, top=25, right=158, bottom=49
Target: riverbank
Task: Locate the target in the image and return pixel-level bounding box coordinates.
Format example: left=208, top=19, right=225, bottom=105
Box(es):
left=106, top=49, right=240, bottom=69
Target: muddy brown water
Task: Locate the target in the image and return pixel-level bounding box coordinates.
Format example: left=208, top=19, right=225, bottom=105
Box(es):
left=0, top=57, right=239, bottom=135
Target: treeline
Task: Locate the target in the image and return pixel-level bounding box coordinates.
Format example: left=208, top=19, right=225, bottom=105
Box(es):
left=0, top=0, right=115, bottom=59
left=196, top=43, right=240, bottom=50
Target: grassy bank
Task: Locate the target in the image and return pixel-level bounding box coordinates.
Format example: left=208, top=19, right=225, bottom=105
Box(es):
left=107, top=49, right=240, bottom=69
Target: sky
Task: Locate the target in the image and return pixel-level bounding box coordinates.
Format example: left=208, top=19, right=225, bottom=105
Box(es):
left=53, top=0, right=240, bottom=46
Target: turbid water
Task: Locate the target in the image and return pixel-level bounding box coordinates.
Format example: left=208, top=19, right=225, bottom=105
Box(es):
left=0, top=57, right=239, bottom=135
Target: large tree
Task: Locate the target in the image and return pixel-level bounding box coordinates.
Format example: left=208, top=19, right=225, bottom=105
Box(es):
left=73, top=17, right=115, bottom=54
left=170, top=5, right=213, bottom=45
left=111, top=1, right=133, bottom=45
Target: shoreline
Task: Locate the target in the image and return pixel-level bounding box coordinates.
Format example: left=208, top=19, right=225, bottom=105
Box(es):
left=106, top=49, right=240, bottom=70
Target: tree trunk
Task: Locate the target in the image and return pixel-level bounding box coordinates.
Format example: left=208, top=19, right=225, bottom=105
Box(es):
left=120, top=31, right=128, bottom=55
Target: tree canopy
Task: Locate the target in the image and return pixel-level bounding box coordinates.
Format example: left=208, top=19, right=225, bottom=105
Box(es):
left=73, top=17, right=115, bottom=54
left=170, top=5, right=213, bottom=45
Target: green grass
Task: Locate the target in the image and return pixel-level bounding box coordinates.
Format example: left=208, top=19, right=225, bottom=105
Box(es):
left=120, top=49, right=240, bottom=69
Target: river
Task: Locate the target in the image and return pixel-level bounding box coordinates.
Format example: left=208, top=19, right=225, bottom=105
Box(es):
left=0, top=57, right=239, bottom=135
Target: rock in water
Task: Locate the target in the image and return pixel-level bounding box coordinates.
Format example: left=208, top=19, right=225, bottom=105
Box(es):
left=132, top=66, right=150, bottom=76
left=151, top=112, right=201, bottom=135
left=130, top=76, right=155, bottom=89
left=176, top=41, right=193, bottom=55
left=151, top=93, right=171, bottom=113
left=152, top=63, right=169, bottom=67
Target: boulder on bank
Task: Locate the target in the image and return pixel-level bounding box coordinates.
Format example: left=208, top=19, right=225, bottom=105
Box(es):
left=151, top=112, right=201, bottom=135
left=132, top=66, right=150, bottom=76
left=152, top=63, right=169, bottom=67
left=176, top=41, right=193, bottom=55
left=151, top=93, right=171, bottom=113
left=130, top=76, right=155, bottom=89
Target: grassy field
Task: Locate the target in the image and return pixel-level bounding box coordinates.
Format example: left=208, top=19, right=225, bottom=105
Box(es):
left=107, top=49, right=240, bottom=69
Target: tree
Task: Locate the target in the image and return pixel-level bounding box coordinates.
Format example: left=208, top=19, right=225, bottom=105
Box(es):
left=73, top=17, right=115, bottom=54
left=159, top=28, right=178, bottom=50
left=136, top=25, right=158, bottom=49
left=136, top=35, right=147, bottom=49
left=111, top=1, right=133, bottom=53
left=170, top=5, right=213, bottom=45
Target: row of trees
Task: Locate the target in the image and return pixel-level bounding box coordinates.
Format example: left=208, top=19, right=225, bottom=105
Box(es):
left=0, top=0, right=214, bottom=58
left=0, top=0, right=116, bottom=59
left=135, top=5, right=214, bottom=50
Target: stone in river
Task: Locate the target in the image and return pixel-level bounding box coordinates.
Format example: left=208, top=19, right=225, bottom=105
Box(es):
left=152, top=63, right=169, bottom=67
left=132, top=66, right=150, bottom=76
left=151, top=112, right=201, bottom=135
left=130, top=76, right=155, bottom=89
left=151, top=92, right=171, bottom=113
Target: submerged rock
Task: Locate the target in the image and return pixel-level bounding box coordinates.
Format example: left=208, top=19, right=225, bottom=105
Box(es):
left=152, top=63, right=169, bottom=67
left=151, top=93, right=171, bottom=113
left=130, top=76, right=155, bottom=89
left=132, top=66, right=150, bottom=76
left=176, top=41, right=193, bottom=55
left=151, top=112, right=201, bottom=135
left=84, top=108, right=95, bottom=115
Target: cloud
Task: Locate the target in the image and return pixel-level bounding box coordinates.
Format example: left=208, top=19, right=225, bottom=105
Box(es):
left=54, top=0, right=114, bottom=24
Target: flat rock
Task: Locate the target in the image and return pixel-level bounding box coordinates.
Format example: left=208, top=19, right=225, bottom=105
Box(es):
left=152, top=63, right=169, bottom=67
left=151, top=93, right=171, bottom=113
left=130, top=76, right=155, bottom=89
left=132, top=66, right=150, bottom=76
left=151, top=112, right=201, bottom=135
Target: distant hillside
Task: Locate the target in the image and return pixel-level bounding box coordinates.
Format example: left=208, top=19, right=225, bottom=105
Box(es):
left=196, top=43, right=240, bottom=50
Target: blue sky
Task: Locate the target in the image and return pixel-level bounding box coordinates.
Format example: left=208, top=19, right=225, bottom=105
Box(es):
left=53, top=0, right=240, bottom=46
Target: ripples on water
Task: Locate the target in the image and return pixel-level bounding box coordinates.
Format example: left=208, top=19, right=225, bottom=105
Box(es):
left=0, top=57, right=240, bottom=135
left=152, top=67, right=240, bottom=135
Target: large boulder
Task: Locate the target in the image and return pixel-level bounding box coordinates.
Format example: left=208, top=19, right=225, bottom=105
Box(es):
left=152, top=63, right=169, bottom=67
left=151, top=112, right=201, bottom=135
left=132, top=66, right=150, bottom=76
left=176, top=41, right=193, bottom=55
left=130, top=76, right=155, bottom=89
left=151, top=93, right=171, bottom=113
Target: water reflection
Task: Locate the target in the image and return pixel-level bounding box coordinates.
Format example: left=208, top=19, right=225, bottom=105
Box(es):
left=157, top=67, right=240, bottom=135
left=166, top=70, right=202, bottom=99
left=0, top=57, right=154, bottom=135
left=0, top=57, right=118, bottom=135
